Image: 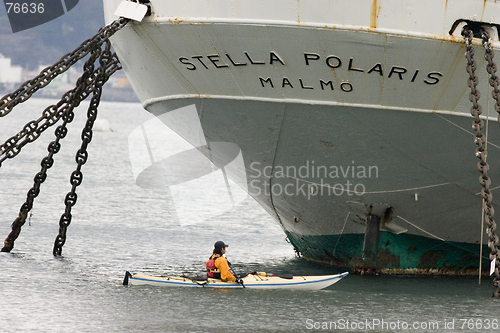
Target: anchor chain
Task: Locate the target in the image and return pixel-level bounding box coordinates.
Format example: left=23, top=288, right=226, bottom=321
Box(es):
left=1, top=46, right=103, bottom=253
left=463, top=27, right=500, bottom=294
left=53, top=40, right=112, bottom=256
left=1, top=18, right=130, bottom=253
left=483, top=31, right=500, bottom=123
left=0, top=17, right=129, bottom=167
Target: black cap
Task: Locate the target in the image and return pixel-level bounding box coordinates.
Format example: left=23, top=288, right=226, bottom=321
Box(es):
left=214, top=241, right=228, bottom=249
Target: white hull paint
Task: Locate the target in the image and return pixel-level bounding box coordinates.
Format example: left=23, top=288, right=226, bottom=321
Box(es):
left=103, top=0, right=500, bottom=273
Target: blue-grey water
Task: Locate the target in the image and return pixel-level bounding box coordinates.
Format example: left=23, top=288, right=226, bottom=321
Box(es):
left=1, top=98, right=499, bottom=333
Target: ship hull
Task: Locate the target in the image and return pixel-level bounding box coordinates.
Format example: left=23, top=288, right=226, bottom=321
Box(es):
left=103, top=0, right=500, bottom=274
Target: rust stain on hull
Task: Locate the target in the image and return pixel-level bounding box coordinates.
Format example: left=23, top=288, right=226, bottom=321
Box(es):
left=482, top=0, right=487, bottom=21
left=370, top=0, right=379, bottom=28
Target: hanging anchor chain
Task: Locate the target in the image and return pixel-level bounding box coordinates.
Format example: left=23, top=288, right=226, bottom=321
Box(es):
left=463, top=27, right=500, bottom=295
left=1, top=47, right=102, bottom=252
left=53, top=40, right=113, bottom=256
left=1, top=18, right=130, bottom=253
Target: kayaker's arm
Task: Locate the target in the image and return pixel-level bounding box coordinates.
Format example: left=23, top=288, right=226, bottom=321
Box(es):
left=215, top=257, right=236, bottom=282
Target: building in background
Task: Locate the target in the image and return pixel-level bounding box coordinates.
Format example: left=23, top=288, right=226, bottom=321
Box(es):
left=0, top=54, right=22, bottom=89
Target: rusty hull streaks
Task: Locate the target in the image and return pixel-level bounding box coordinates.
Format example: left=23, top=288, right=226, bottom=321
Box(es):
left=370, top=0, right=379, bottom=29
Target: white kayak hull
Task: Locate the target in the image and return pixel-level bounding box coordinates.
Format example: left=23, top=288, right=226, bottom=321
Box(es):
left=125, top=272, right=348, bottom=290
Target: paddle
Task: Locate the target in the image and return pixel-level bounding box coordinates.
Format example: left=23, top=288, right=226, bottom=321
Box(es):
left=228, top=262, right=245, bottom=288
left=123, top=271, right=132, bottom=285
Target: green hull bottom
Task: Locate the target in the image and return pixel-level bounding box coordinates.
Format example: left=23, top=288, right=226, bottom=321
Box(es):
left=285, top=231, right=490, bottom=275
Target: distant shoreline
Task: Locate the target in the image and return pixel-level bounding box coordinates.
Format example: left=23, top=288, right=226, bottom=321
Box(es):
left=0, top=86, right=140, bottom=104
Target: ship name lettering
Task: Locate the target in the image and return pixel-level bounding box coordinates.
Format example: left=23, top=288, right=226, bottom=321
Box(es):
left=300, top=78, right=313, bottom=89
left=368, top=63, right=383, bottom=75
left=179, top=57, right=196, bottom=70
left=192, top=55, right=209, bottom=69
left=179, top=51, right=285, bottom=70
left=179, top=51, right=443, bottom=86
left=226, top=53, right=247, bottom=66
left=260, top=77, right=274, bottom=88
left=245, top=51, right=265, bottom=65
left=326, top=55, right=341, bottom=68
left=207, top=54, right=229, bottom=68
left=269, top=51, right=286, bottom=65
left=261, top=77, right=353, bottom=92
left=303, top=52, right=442, bottom=84
left=424, top=72, right=442, bottom=85
left=348, top=58, right=364, bottom=72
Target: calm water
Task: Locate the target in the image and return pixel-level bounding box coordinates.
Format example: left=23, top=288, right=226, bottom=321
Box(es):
left=1, top=98, right=499, bottom=333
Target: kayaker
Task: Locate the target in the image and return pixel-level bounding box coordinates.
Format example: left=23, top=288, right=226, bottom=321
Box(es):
left=206, top=241, right=241, bottom=283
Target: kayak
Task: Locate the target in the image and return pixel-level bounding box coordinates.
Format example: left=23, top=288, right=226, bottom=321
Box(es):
left=123, top=271, right=348, bottom=290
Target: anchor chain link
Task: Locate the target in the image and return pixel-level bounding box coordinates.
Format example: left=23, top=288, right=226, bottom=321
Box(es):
left=1, top=18, right=130, bottom=253
left=0, top=18, right=129, bottom=167
left=463, top=28, right=500, bottom=292
left=483, top=31, right=500, bottom=122
left=53, top=40, right=112, bottom=256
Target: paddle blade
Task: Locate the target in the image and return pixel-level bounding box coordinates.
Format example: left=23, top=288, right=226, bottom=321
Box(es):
left=123, top=271, right=132, bottom=285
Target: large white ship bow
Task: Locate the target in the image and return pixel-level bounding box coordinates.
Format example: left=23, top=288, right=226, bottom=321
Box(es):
left=104, top=0, right=500, bottom=273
